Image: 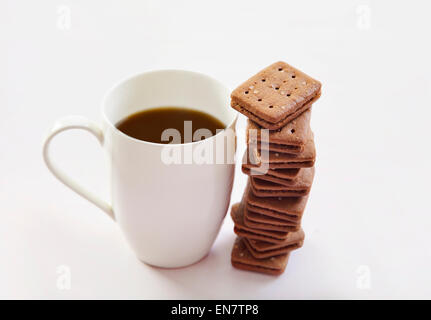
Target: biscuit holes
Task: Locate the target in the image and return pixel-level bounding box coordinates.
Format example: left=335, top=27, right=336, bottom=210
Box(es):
left=275, top=87, right=280, bottom=90
left=268, top=105, right=273, bottom=109
left=245, top=91, right=249, bottom=94
left=278, top=68, right=283, bottom=71
left=261, top=79, right=266, bottom=82
left=290, top=129, right=295, bottom=134
left=286, top=93, right=291, bottom=97
left=292, top=74, right=296, bottom=78
left=257, top=98, right=262, bottom=102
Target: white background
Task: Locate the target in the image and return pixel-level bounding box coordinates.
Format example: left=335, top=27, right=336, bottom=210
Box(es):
left=1, top=0, right=431, bottom=299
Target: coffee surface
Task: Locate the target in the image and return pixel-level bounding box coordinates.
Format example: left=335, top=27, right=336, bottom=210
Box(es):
left=116, top=107, right=226, bottom=144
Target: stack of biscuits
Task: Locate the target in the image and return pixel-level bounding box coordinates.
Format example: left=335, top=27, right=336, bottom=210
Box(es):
left=229, top=61, right=321, bottom=275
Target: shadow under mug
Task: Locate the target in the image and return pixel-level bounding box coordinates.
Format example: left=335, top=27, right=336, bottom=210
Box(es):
left=42, top=70, right=238, bottom=268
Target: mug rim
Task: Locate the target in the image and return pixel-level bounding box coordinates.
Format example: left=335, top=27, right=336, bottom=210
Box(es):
left=100, top=69, right=238, bottom=147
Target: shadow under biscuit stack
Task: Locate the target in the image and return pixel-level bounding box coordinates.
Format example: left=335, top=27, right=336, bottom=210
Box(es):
left=229, top=61, right=321, bottom=275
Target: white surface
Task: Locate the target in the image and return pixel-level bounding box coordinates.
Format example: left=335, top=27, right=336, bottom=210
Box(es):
left=1, top=0, right=431, bottom=299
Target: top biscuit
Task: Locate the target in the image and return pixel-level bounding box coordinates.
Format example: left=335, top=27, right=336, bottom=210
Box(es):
left=231, top=61, right=321, bottom=130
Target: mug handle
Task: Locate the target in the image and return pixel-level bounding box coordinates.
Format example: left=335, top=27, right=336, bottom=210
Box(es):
left=42, top=116, right=114, bottom=220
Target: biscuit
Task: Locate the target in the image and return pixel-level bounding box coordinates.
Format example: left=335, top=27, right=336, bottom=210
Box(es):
left=234, top=226, right=288, bottom=244
left=244, top=240, right=302, bottom=259
left=243, top=208, right=299, bottom=232
left=231, top=202, right=291, bottom=243
left=249, top=137, right=316, bottom=169
left=231, top=237, right=290, bottom=275
left=242, top=152, right=300, bottom=179
left=231, top=61, right=321, bottom=130
left=248, top=229, right=305, bottom=252
left=246, top=109, right=311, bottom=154
left=242, top=167, right=298, bottom=186
left=245, top=208, right=300, bottom=226
left=250, top=167, right=314, bottom=197
left=246, top=182, right=309, bottom=220
left=245, top=229, right=305, bottom=254
left=244, top=210, right=300, bottom=232
left=247, top=204, right=301, bottom=223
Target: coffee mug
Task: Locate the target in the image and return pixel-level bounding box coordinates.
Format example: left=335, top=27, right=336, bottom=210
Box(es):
left=42, top=70, right=237, bottom=268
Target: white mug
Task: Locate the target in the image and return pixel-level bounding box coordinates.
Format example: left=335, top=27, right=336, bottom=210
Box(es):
left=42, top=70, right=237, bottom=268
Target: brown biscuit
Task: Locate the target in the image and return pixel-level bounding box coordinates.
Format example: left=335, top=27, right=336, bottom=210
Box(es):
left=244, top=238, right=302, bottom=259
left=234, top=226, right=287, bottom=244
left=231, top=61, right=321, bottom=130
left=247, top=204, right=301, bottom=223
left=231, top=203, right=291, bottom=243
left=242, top=166, right=300, bottom=186
left=231, top=202, right=289, bottom=243
left=231, top=237, right=290, bottom=275
left=248, top=236, right=304, bottom=258
left=250, top=187, right=307, bottom=197
left=247, top=228, right=304, bottom=253
left=244, top=238, right=303, bottom=259
left=246, top=208, right=300, bottom=226
left=250, top=167, right=314, bottom=197
left=243, top=209, right=299, bottom=232
left=246, top=109, right=312, bottom=154
left=246, top=182, right=309, bottom=219
left=251, top=166, right=314, bottom=190
left=232, top=94, right=319, bottom=131
left=242, top=152, right=300, bottom=179
left=249, top=138, right=316, bottom=169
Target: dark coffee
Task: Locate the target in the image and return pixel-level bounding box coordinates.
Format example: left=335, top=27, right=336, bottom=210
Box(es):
left=116, top=107, right=226, bottom=144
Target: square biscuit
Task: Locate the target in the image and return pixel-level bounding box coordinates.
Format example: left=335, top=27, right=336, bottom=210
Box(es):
left=233, top=226, right=287, bottom=245
left=231, top=237, right=290, bottom=276
left=246, top=182, right=309, bottom=219
left=250, top=167, right=315, bottom=197
left=246, top=108, right=312, bottom=154
left=244, top=205, right=300, bottom=233
left=244, top=210, right=301, bottom=232
left=242, top=151, right=300, bottom=179
left=232, top=202, right=291, bottom=241
left=231, top=202, right=291, bottom=244
left=244, top=239, right=303, bottom=259
left=242, top=166, right=301, bottom=184
left=248, top=136, right=316, bottom=169
left=247, top=204, right=301, bottom=223
left=247, top=229, right=305, bottom=253
left=245, top=228, right=304, bottom=253
left=231, top=61, right=321, bottom=130
left=245, top=209, right=300, bottom=227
